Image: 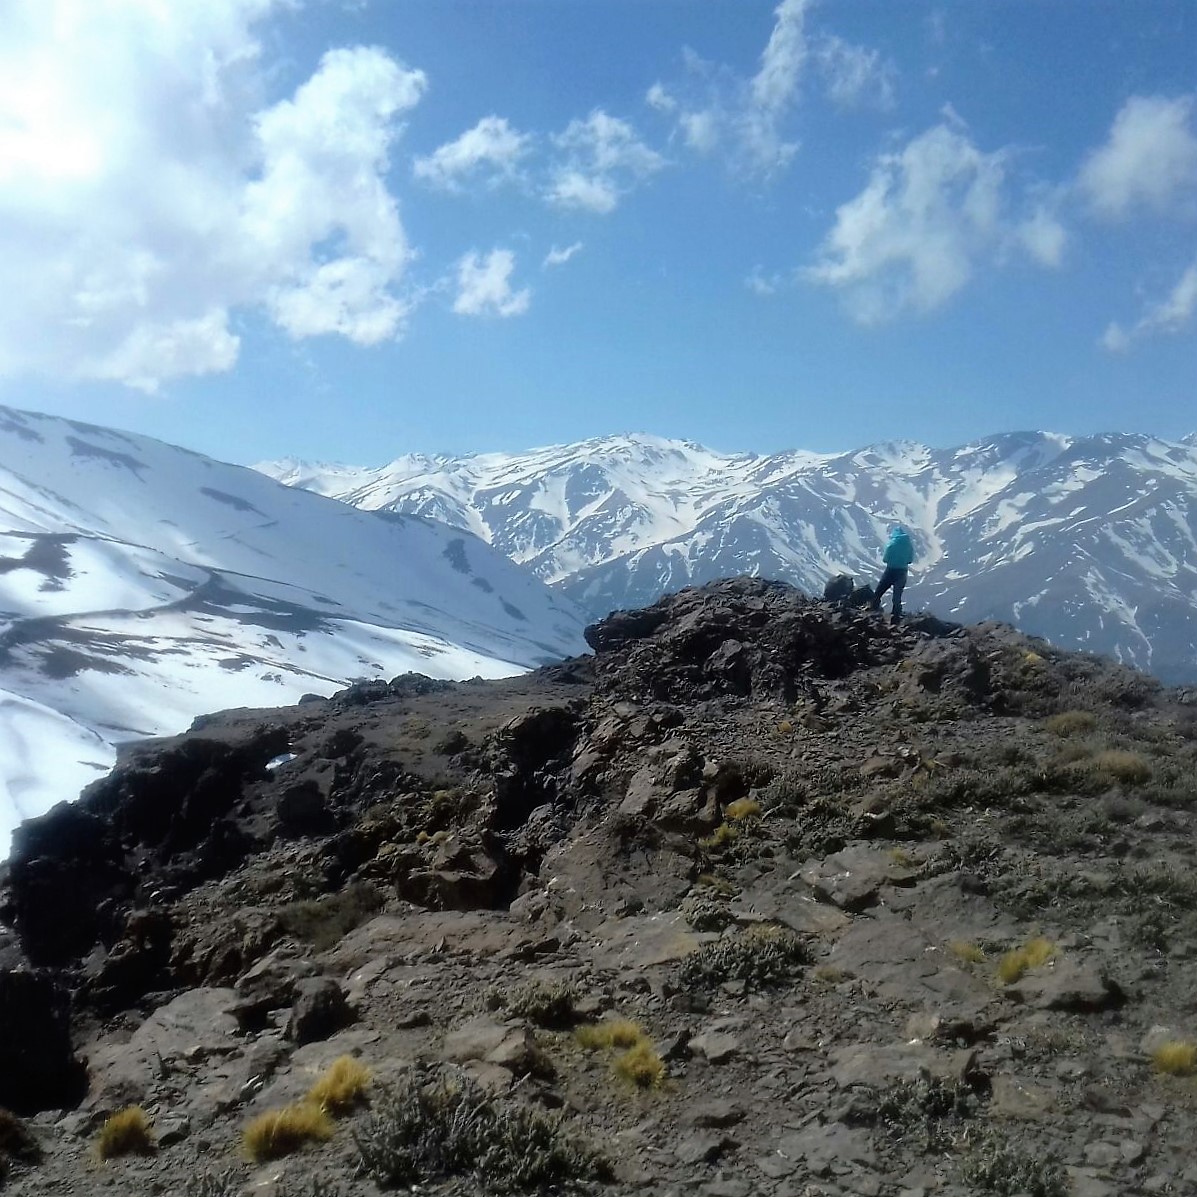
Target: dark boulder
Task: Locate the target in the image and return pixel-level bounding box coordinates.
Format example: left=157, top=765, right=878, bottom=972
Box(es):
left=286, top=976, right=350, bottom=1044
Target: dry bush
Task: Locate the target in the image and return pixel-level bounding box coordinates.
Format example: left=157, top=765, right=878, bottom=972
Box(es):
left=96, top=1106, right=154, bottom=1160
left=1151, top=1040, right=1196, bottom=1076
left=1044, top=710, right=1097, bottom=737
left=308, top=1055, right=371, bottom=1114
left=1088, top=749, right=1152, bottom=784
left=243, top=1103, right=333, bottom=1162
left=997, top=937, right=1056, bottom=985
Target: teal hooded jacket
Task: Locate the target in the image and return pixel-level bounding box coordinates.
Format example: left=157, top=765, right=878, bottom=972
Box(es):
left=883, top=527, right=915, bottom=568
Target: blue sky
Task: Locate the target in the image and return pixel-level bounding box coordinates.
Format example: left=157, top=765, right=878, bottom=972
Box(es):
left=0, top=0, right=1193, bottom=465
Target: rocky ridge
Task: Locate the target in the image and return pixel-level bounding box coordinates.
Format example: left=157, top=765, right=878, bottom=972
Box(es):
left=1, top=577, right=1196, bottom=1196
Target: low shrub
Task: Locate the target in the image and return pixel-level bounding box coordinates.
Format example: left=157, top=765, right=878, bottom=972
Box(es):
left=243, top=1103, right=333, bottom=1162
left=487, top=979, right=577, bottom=1028
left=96, top=1106, right=154, bottom=1160
left=997, top=937, right=1057, bottom=985
left=0, top=1107, right=40, bottom=1164
left=354, top=1068, right=608, bottom=1191
left=959, top=1129, right=1068, bottom=1196
left=277, top=880, right=385, bottom=952
left=308, top=1055, right=371, bottom=1114
left=676, top=926, right=811, bottom=992
left=1151, top=1040, right=1196, bottom=1076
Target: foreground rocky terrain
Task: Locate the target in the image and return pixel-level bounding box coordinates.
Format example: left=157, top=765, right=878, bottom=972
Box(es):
left=1, top=577, right=1195, bottom=1196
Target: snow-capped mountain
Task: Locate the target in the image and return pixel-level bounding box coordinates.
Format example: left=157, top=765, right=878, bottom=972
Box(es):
left=0, top=405, right=587, bottom=845
left=259, top=430, right=1197, bottom=685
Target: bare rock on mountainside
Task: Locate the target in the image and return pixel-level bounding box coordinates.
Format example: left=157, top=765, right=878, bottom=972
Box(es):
left=1, top=577, right=1196, bottom=1196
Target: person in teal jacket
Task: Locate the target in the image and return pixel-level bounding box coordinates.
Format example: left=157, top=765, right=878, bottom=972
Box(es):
left=870, top=525, right=915, bottom=623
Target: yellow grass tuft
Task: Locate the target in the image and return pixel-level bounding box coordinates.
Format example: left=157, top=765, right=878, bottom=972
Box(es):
left=998, top=937, right=1057, bottom=985
left=243, top=1103, right=333, bottom=1162
left=95, top=1107, right=154, bottom=1160
left=577, top=1019, right=646, bottom=1052
left=307, top=1055, right=371, bottom=1115
left=699, top=822, right=739, bottom=850
left=1151, top=1040, right=1197, bottom=1076
left=949, top=940, right=987, bottom=964
left=724, top=797, right=761, bottom=821
left=614, top=1042, right=665, bottom=1089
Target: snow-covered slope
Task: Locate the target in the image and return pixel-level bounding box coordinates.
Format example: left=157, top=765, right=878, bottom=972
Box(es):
left=0, top=405, right=587, bottom=845
left=259, top=430, right=1197, bottom=684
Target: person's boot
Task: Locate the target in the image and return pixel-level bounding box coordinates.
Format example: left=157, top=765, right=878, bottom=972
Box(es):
left=890, top=612, right=901, bottom=626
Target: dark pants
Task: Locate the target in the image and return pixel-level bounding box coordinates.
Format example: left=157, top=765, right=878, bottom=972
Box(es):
left=871, top=566, right=907, bottom=616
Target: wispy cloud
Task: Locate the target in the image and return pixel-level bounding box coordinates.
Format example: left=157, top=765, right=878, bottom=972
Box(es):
left=814, top=35, right=897, bottom=111
left=0, top=0, right=425, bottom=390
left=452, top=249, right=531, bottom=317
left=546, top=110, right=666, bottom=213
left=1079, top=94, right=1197, bottom=220
left=650, top=0, right=895, bottom=178
left=1102, top=252, right=1197, bottom=351
left=413, top=115, right=532, bottom=191
left=543, top=242, right=584, bottom=268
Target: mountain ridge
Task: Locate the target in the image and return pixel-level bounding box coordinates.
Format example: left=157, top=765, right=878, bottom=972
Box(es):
left=0, top=404, right=587, bottom=844
left=258, top=428, right=1197, bottom=684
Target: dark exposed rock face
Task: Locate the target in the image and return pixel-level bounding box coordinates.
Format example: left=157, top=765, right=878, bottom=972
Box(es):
left=0, top=968, right=85, bottom=1113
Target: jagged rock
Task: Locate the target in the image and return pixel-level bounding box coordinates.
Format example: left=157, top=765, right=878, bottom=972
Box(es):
left=1012, top=959, right=1125, bottom=1012
left=0, top=968, right=85, bottom=1113
left=275, top=779, right=331, bottom=835
left=232, top=947, right=319, bottom=1029
left=285, top=977, right=349, bottom=1044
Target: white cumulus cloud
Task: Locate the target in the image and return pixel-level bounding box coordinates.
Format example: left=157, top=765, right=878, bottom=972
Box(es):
left=1079, top=94, right=1197, bottom=221
left=805, top=122, right=1059, bottom=323
left=453, top=249, right=530, bottom=317
left=413, top=115, right=532, bottom=191
left=547, top=110, right=665, bottom=213
left=1102, top=252, right=1197, bottom=351
left=0, top=1, right=425, bottom=391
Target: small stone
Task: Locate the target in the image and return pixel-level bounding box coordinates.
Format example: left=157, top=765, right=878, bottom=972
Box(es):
left=690, top=1030, right=741, bottom=1064
left=157, top=1115, right=190, bottom=1146
left=1119, top=1140, right=1146, bottom=1164
left=1083, top=1140, right=1122, bottom=1168
left=688, top=1099, right=746, bottom=1128
left=675, top=1132, right=736, bottom=1165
